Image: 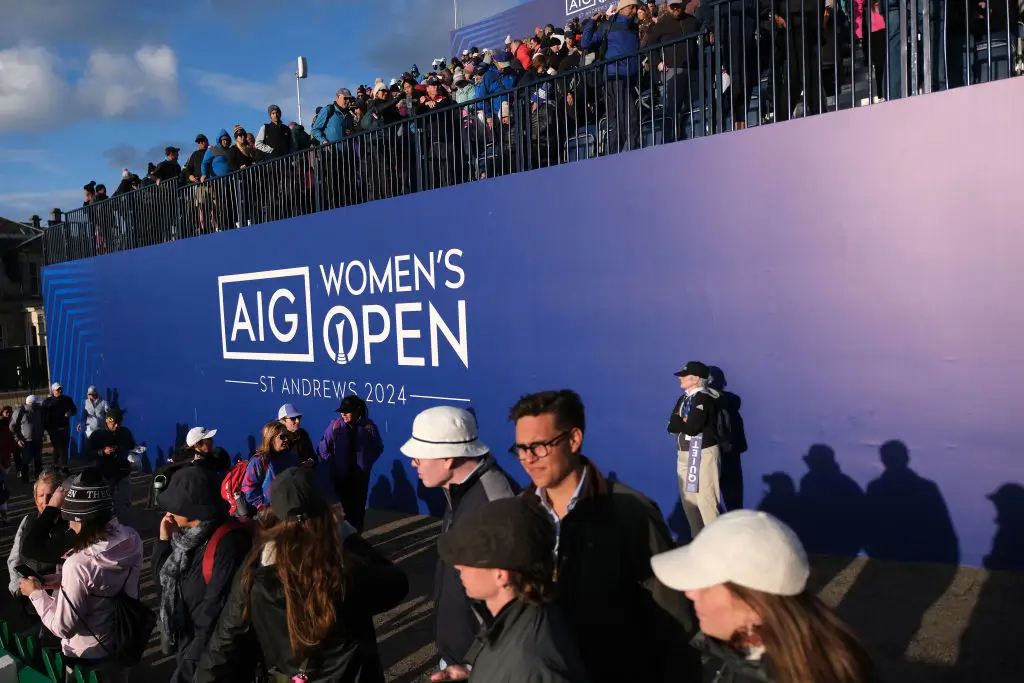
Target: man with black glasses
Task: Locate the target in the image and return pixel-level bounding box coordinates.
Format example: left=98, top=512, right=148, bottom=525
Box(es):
left=507, top=390, right=701, bottom=683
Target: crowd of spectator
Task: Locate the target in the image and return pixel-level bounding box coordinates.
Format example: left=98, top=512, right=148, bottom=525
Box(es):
left=58, top=0, right=1020, bottom=257
left=6, top=381, right=881, bottom=683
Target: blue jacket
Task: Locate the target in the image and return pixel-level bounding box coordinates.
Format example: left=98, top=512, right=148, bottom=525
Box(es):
left=475, top=65, right=517, bottom=117
left=582, top=15, right=640, bottom=77
left=200, top=129, right=233, bottom=178
left=311, top=103, right=353, bottom=144
left=317, top=416, right=383, bottom=481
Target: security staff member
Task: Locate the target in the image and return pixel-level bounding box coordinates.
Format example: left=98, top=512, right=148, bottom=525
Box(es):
left=668, top=361, right=722, bottom=538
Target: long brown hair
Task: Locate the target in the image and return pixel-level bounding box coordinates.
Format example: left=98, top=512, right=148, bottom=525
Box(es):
left=727, top=583, right=875, bottom=683
left=255, top=421, right=288, bottom=464
left=241, top=509, right=346, bottom=659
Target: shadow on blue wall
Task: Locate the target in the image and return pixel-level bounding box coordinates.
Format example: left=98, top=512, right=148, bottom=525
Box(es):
left=709, top=366, right=748, bottom=512
left=952, top=481, right=1024, bottom=681
left=368, top=461, right=420, bottom=515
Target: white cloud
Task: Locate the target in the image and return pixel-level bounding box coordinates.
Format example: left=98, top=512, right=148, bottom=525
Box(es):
left=191, top=67, right=347, bottom=124
left=0, top=43, right=182, bottom=132
left=0, top=188, right=82, bottom=221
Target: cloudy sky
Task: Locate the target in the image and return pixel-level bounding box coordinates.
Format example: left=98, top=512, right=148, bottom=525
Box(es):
left=0, top=0, right=523, bottom=221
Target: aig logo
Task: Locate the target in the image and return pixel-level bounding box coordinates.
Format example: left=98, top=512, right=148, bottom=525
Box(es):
left=218, top=267, right=315, bottom=362
left=566, top=0, right=598, bottom=16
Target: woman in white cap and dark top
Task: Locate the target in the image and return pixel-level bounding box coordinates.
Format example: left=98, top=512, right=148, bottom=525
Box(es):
left=152, top=466, right=253, bottom=683
left=317, top=395, right=384, bottom=532
left=19, top=467, right=144, bottom=681
left=401, top=406, right=518, bottom=679
left=650, top=510, right=874, bottom=683
left=195, top=467, right=409, bottom=683
left=150, top=426, right=231, bottom=509
left=435, top=496, right=589, bottom=682
left=278, top=403, right=316, bottom=465
left=668, top=360, right=723, bottom=537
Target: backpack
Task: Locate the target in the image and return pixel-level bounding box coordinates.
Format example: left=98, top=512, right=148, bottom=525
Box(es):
left=62, top=567, right=156, bottom=666
left=202, top=518, right=250, bottom=584
left=221, top=458, right=251, bottom=518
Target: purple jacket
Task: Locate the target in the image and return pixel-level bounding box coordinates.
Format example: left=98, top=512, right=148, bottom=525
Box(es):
left=317, top=417, right=384, bottom=479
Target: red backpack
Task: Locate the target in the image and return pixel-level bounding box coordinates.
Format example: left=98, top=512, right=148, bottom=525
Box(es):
left=201, top=518, right=249, bottom=584
left=221, top=458, right=250, bottom=517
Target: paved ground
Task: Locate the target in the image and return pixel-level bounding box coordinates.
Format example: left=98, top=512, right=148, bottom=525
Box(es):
left=1, top=471, right=1020, bottom=682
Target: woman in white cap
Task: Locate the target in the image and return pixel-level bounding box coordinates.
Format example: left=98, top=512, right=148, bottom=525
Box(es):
left=277, top=403, right=316, bottom=465
left=650, top=510, right=874, bottom=683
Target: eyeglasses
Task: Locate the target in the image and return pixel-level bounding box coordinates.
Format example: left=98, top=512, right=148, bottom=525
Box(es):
left=508, top=429, right=573, bottom=461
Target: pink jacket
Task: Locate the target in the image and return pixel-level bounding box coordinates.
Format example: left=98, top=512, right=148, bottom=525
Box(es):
left=855, top=0, right=886, bottom=38
left=30, top=520, right=144, bottom=659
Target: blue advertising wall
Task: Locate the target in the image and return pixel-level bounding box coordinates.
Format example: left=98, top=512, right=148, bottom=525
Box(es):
left=44, top=77, right=1024, bottom=569
left=450, top=0, right=599, bottom=56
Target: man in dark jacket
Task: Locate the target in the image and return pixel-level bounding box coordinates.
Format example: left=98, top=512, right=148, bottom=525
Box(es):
left=153, top=147, right=183, bottom=183
left=582, top=0, right=642, bottom=153
left=436, top=497, right=589, bottom=682
left=87, top=408, right=136, bottom=521
left=401, top=406, right=518, bottom=678
left=179, top=135, right=209, bottom=185
left=42, top=382, right=75, bottom=469
left=509, top=389, right=702, bottom=683
left=255, top=104, right=294, bottom=159
left=154, top=465, right=252, bottom=683
left=643, top=1, right=700, bottom=138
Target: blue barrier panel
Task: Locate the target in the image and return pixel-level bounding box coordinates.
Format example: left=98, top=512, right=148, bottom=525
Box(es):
left=43, top=76, right=1024, bottom=569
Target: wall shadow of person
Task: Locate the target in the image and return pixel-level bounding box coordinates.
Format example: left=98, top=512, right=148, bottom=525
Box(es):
left=952, top=482, right=1024, bottom=683
left=833, top=440, right=960, bottom=681
left=417, top=478, right=447, bottom=518
left=391, top=460, right=420, bottom=515
left=708, top=366, right=748, bottom=511
left=367, top=474, right=394, bottom=511
left=798, top=444, right=865, bottom=556
left=667, top=498, right=692, bottom=544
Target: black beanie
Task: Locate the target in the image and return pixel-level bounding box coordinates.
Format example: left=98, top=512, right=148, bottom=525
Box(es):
left=61, top=467, right=113, bottom=522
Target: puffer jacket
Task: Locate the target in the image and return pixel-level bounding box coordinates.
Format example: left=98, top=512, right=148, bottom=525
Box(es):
left=581, top=14, right=640, bottom=77
left=28, top=520, right=144, bottom=660
left=194, top=528, right=409, bottom=683
left=693, top=634, right=775, bottom=683
left=201, top=130, right=233, bottom=178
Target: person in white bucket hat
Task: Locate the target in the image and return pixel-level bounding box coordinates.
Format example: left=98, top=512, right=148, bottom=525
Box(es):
left=650, top=510, right=874, bottom=683
left=400, top=405, right=517, bottom=679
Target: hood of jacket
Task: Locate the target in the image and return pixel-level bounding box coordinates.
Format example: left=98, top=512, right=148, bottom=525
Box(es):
left=72, top=519, right=144, bottom=583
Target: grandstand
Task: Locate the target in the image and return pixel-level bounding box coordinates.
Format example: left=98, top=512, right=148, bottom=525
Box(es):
left=41, top=0, right=1022, bottom=263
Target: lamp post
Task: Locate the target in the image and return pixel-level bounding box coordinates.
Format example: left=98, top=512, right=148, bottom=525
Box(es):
left=296, top=56, right=308, bottom=125
left=453, top=0, right=458, bottom=29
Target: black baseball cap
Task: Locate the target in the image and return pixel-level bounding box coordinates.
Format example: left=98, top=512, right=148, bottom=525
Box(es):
left=158, top=465, right=227, bottom=521
left=674, top=361, right=709, bottom=378
left=195, top=134, right=209, bottom=143
left=438, top=497, right=554, bottom=571
left=165, top=146, right=180, bottom=156
left=270, top=467, right=328, bottom=521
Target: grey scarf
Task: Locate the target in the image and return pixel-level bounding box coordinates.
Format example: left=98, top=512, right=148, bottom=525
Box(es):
left=158, top=520, right=219, bottom=654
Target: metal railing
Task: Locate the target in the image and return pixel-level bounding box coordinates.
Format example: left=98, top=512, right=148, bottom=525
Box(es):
left=43, top=0, right=1021, bottom=265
